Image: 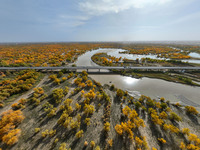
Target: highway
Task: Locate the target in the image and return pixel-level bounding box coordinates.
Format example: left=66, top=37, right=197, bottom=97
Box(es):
left=0, top=66, right=200, bottom=71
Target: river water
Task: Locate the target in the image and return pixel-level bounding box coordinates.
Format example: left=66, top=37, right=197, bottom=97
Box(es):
left=108, top=49, right=200, bottom=64
left=76, top=48, right=200, bottom=107
left=76, top=48, right=200, bottom=65
left=189, top=52, right=200, bottom=59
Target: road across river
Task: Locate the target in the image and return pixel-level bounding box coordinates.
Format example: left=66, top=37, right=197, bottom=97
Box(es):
left=0, top=66, right=200, bottom=71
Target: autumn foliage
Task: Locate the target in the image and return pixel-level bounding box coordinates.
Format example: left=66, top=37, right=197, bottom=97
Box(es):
left=0, top=43, right=113, bottom=67
left=115, top=106, right=145, bottom=140
left=121, top=45, right=191, bottom=59
left=0, top=70, right=39, bottom=103
left=185, top=106, right=199, bottom=115
left=0, top=110, right=24, bottom=145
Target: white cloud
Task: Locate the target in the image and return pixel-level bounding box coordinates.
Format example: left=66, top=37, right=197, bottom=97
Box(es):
left=59, top=15, right=90, bottom=21
left=79, top=0, right=171, bottom=15
left=166, top=11, right=200, bottom=26
left=55, top=15, right=90, bottom=27
left=56, top=0, right=172, bottom=28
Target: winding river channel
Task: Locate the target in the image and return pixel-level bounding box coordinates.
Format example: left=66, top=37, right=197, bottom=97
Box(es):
left=76, top=48, right=200, bottom=108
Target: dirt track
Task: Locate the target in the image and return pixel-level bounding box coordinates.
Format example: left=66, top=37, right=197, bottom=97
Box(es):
left=0, top=75, right=48, bottom=115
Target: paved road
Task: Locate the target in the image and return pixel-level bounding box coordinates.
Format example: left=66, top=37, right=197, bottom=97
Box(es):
left=0, top=66, right=200, bottom=70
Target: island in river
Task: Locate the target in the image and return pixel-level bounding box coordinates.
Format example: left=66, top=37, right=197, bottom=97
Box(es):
left=0, top=42, right=199, bottom=150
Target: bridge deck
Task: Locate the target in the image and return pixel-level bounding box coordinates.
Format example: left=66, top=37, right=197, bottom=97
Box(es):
left=0, top=66, right=200, bottom=70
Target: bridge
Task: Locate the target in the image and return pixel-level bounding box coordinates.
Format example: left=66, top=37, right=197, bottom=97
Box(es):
left=0, top=66, right=200, bottom=72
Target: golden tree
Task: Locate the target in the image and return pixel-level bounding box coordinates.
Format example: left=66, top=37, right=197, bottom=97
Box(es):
left=104, top=122, right=110, bottom=132
left=2, top=129, right=21, bottom=145
left=75, top=130, right=84, bottom=138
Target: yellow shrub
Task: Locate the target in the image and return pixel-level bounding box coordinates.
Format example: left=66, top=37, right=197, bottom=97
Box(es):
left=75, top=130, right=83, bottom=138
left=158, top=138, right=166, bottom=144
left=35, top=128, right=40, bottom=133
left=107, top=139, right=113, bottom=147
left=104, top=122, right=110, bottom=132
left=185, top=106, right=199, bottom=115
left=179, top=142, right=186, bottom=149
left=90, top=141, right=95, bottom=147
left=182, top=128, right=190, bottom=135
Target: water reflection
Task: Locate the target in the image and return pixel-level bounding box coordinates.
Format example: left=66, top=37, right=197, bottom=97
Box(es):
left=123, top=77, right=139, bottom=85
left=107, top=49, right=159, bottom=60
left=182, top=59, right=200, bottom=64
left=76, top=48, right=200, bottom=65
left=89, top=75, right=200, bottom=107
left=75, top=49, right=200, bottom=107
left=189, top=52, right=200, bottom=59
left=107, top=49, right=200, bottom=64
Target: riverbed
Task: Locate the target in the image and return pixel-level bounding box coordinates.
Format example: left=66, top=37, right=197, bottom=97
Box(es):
left=76, top=48, right=200, bottom=107
left=89, top=74, right=200, bottom=107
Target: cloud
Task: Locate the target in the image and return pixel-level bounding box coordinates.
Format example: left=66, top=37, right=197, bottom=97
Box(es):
left=79, top=0, right=171, bottom=15
left=57, top=0, right=172, bottom=28
left=166, top=11, right=200, bottom=26
left=53, top=15, right=90, bottom=28
left=59, top=15, right=90, bottom=21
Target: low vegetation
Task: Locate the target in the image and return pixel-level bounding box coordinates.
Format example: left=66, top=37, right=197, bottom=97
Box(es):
left=0, top=71, right=199, bottom=150
left=0, top=43, right=199, bottom=149
left=91, top=53, right=199, bottom=86
left=0, top=43, right=114, bottom=67
left=0, top=70, right=41, bottom=106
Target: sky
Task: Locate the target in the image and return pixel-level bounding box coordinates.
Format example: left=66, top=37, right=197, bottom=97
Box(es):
left=0, top=0, right=200, bottom=42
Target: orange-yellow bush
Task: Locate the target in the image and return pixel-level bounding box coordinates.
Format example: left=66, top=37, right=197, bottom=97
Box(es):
left=0, top=110, right=24, bottom=145
left=180, top=142, right=186, bottom=149
left=107, top=139, right=113, bottom=147
left=84, top=90, right=96, bottom=100
left=135, top=136, right=143, bottom=147
left=86, top=80, right=93, bottom=87
left=2, top=129, right=21, bottom=145
left=90, top=141, right=95, bottom=147
left=182, top=128, right=190, bottom=135
left=185, top=106, right=199, bottom=115
left=158, top=138, right=166, bottom=144
left=104, top=122, right=110, bottom=132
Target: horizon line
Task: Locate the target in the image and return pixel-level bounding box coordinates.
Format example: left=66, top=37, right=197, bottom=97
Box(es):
left=1, top=40, right=200, bottom=45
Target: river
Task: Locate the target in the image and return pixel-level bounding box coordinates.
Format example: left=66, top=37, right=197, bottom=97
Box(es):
left=76, top=48, right=200, bottom=108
